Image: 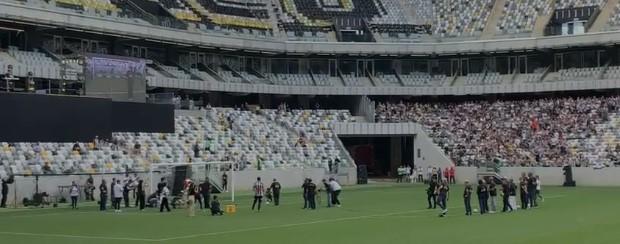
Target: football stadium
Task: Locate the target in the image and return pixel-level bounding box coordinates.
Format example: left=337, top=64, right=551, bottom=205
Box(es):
left=0, top=0, right=620, bottom=243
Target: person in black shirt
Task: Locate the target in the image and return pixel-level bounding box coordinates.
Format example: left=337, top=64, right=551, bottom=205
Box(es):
left=210, top=195, right=223, bottom=216
left=302, top=178, right=310, bottom=209
left=509, top=179, right=517, bottom=210
left=123, top=179, right=132, bottom=208
left=501, top=179, right=513, bottom=212
left=1, top=178, right=10, bottom=208
left=519, top=177, right=529, bottom=210
left=527, top=172, right=537, bottom=208
left=322, top=179, right=332, bottom=208
left=427, top=178, right=438, bottom=209
left=222, top=173, right=228, bottom=192
left=270, top=179, right=282, bottom=206
left=99, top=179, right=108, bottom=211
left=463, top=180, right=473, bottom=216
left=137, top=180, right=146, bottom=211
left=488, top=180, right=497, bottom=213
left=306, top=179, right=317, bottom=210
left=157, top=177, right=166, bottom=194
left=110, top=178, right=116, bottom=209
left=200, top=179, right=211, bottom=209
left=437, top=180, right=449, bottom=217
left=476, top=179, right=488, bottom=214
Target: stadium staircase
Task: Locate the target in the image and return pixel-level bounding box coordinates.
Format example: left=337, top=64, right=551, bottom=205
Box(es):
left=481, top=0, right=506, bottom=38
left=533, top=5, right=555, bottom=37
left=206, top=169, right=224, bottom=193
left=589, top=0, right=620, bottom=32
left=476, top=168, right=504, bottom=184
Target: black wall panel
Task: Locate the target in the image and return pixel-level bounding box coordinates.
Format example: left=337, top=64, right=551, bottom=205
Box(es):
left=111, top=101, right=174, bottom=133
left=0, top=93, right=174, bottom=142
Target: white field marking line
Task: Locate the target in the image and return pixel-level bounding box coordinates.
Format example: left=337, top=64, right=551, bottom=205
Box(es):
left=543, top=195, right=565, bottom=199
left=157, top=194, right=569, bottom=241
left=157, top=208, right=444, bottom=242
left=0, top=194, right=568, bottom=242
left=0, top=231, right=158, bottom=242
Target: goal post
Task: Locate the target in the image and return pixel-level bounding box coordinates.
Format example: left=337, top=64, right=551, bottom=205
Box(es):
left=148, top=161, right=236, bottom=202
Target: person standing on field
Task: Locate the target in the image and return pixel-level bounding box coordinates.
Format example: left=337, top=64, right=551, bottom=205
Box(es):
left=110, top=177, right=116, bottom=209
left=501, top=179, right=513, bottom=212
left=463, top=180, right=473, bottom=216
left=69, top=181, right=79, bottom=209
left=252, top=177, right=265, bottom=212
left=427, top=178, right=438, bottom=209
left=222, top=173, right=228, bottom=192
left=536, top=175, right=544, bottom=203
left=488, top=180, right=497, bottom=213
left=270, top=179, right=281, bottom=206
left=306, top=179, right=317, bottom=210
left=322, top=179, right=332, bottom=208
left=200, top=179, right=211, bottom=209
left=136, top=180, right=146, bottom=211
left=99, top=179, right=108, bottom=211
left=476, top=179, right=488, bottom=214
left=160, top=184, right=171, bottom=212
left=437, top=180, right=449, bottom=217
left=113, top=179, right=123, bottom=213
left=302, top=178, right=310, bottom=209
left=186, top=180, right=197, bottom=217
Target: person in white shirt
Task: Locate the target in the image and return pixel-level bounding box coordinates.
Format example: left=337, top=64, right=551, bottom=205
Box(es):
left=535, top=175, right=544, bottom=202
left=113, top=180, right=123, bottom=213
left=251, top=177, right=265, bottom=212
left=160, top=184, right=171, bottom=212
left=69, top=181, right=79, bottom=209
left=329, top=178, right=342, bottom=207
left=417, top=167, right=424, bottom=183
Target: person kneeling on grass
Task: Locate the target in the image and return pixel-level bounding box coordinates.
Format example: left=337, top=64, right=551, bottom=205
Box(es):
left=210, top=196, right=224, bottom=216
left=265, top=188, right=273, bottom=205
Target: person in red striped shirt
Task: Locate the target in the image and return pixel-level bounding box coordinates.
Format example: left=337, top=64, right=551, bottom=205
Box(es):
left=251, top=177, right=265, bottom=212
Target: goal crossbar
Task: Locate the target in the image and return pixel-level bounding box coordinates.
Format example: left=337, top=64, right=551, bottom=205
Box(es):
left=148, top=161, right=235, bottom=202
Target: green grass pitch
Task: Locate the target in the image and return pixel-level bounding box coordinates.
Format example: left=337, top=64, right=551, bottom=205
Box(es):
left=0, top=184, right=619, bottom=244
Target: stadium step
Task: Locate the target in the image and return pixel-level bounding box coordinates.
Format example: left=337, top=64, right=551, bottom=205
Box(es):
left=481, top=0, right=506, bottom=38
left=589, top=0, right=620, bottom=32
left=533, top=5, right=555, bottom=37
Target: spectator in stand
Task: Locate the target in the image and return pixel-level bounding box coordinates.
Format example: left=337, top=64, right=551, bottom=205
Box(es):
left=376, top=97, right=620, bottom=167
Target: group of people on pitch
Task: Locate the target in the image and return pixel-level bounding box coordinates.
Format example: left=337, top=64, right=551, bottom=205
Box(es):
left=301, top=178, right=342, bottom=210
left=428, top=172, right=543, bottom=217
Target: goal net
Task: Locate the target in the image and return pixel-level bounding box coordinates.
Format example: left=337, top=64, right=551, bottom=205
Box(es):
left=148, top=161, right=236, bottom=203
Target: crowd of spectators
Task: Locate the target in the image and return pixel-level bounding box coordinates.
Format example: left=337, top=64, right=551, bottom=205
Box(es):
left=376, top=96, right=620, bottom=167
